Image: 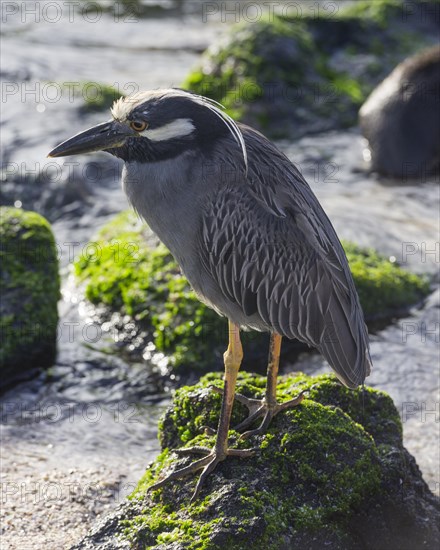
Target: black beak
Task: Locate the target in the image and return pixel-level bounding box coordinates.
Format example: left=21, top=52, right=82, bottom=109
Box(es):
left=47, top=120, right=136, bottom=158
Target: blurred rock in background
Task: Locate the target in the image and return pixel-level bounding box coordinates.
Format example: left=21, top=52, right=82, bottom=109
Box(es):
left=360, top=45, right=440, bottom=179
left=0, top=207, right=60, bottom=388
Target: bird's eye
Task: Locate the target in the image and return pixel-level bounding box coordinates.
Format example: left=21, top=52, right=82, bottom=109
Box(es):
left=130, top=120, right=148, bottom=132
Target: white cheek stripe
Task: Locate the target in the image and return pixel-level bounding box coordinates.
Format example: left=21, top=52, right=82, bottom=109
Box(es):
left=141, top=118, right=195, bottom=141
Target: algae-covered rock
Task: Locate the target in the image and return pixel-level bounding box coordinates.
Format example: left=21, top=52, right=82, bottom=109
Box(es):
left=74, top=210, right=429, bottom=371
left=184, top=1, right=440, bottom=139
left=0, top=207, right=60, bottom=386
left=342, top=241, right=429, bottom=320
left=77, top=82, right=126, bottom=113
left=72, top=374, right=440, bottom=549
left=360, top=45, right=440, bottom=178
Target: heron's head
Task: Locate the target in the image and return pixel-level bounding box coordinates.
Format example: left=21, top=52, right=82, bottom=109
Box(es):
left=48, top=88, right=247, bottom=167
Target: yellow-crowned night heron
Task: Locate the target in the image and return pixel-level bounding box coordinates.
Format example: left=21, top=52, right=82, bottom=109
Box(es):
left=48, top=89, right=372, bottom=500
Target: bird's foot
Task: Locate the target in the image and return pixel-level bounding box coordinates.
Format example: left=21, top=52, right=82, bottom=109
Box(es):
left=233, top=389, right=308, bottom=439
left=210, top=384, right=308, bottom=438
left=148, top=444, right=255, bottom=502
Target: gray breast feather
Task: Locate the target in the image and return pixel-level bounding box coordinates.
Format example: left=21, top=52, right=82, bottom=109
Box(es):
left=198, top=125, right=371, bottom=388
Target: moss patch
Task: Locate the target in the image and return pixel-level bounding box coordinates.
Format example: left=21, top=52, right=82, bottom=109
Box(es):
left=46, top=81, right=126, bottom=112
left=342, top=241, right=429, bottom=319
left=184, top=16, right=315, bottom=122
left=74, top=210, right=429, bottom=371
left=183, top=1, right=438, bottom=138
left=0, top=207, right=60, bottom=379
left=61, top=81, right=126, bottom=113
left=340, top=0, right=403, bottom=26
left=119, top=374, right=401, bottom=548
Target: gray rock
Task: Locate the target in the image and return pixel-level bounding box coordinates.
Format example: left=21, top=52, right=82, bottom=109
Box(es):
left=360, top=46, right=440, bottom=178
left=0, top=207, right=60, bottom=388
left=71, top=374, right=440, bottom=549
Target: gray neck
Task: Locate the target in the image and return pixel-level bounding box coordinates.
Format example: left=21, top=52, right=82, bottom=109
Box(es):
left=122, top=151, right=206, bottom=272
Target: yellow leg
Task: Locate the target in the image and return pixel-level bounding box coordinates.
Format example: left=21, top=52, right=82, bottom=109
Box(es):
left=231, top=333, right=307, bottom=438
left=215, top=320, right=243, bottom=453
left=149, top=321, right=254, bottom=501
left=265, top=332, right=283, bottom=406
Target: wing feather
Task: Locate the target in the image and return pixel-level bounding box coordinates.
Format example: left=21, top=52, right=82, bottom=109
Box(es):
left=198, top=124, right=371, bottom=387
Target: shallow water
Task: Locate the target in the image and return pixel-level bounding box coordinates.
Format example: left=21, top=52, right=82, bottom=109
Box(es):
left=1, top=3, right=439, bottom=540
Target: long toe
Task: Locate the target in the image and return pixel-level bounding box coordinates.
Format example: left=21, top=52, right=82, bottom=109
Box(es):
left=277, top=389, right=308, bottom=412
left=148, top=454, right=213, bottom=492
left=148, top=445, right=255, bottom=499
left=210, top=385, right=264, bottom=415
left=238, top=390, right=308, bottom=438
left=240, top=410, right=273, bottom=439
left=189, top=447, right=257, bottom=501
left=190, top=454, right=223, bottom=502
left=233, top=403, right=266, bottom=431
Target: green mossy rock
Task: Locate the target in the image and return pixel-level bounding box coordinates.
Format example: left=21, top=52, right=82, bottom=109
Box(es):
left=184, top=0, right=439, bottom=138
left=78, top=82, right=125, bottom=113
left=0, top=207, right=60, bottom=386
left=73, top=374, right=440, bottom=549
left=54, top=81, right=125, bottom=113
left=342, top=241, right=429, bottom=320
left=74, top=210, right=429, bottom=372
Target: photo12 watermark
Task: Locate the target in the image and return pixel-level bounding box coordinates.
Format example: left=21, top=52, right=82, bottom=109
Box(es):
left=0, top=238, right=141, bottom=265
left=1, top=1, right=140, bottom=24
left=201, top=1, right=340, bottom=23
left=400, top=242, right=440, bottom=264
left=1, top=400, right=143, bottom=425
left=401, top=321, right=439, bottom=344
left=3, top=159, right=121, bottom=186
left=1, top=81, right=139, bottom=105
left=401, top=401, right=440, bottom=424
left=0, top=478, right=139, bottom=505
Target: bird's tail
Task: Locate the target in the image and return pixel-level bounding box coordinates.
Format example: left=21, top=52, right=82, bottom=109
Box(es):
left=317, top=290, right=372, bottom=389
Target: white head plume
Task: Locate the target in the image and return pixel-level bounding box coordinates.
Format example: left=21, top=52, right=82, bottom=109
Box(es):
left=185, top=92, right=248, bottom=173
left=111, top=89, right=248, bottom=173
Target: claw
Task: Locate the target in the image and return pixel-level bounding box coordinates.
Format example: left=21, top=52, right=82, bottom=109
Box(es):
left=190, top=454, right=221, bottom=502
left=209, top=383, right=307, bottom=439
left=236, top=389, right=308, bottom=438
left=149, top=454, right=213, bottom=492
left=148, top=445, right=256, bottom=501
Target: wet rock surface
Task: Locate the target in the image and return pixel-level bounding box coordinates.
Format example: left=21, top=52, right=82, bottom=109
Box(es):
left=0, top=285, right=171, bottom=549
left=72, top=374, right=440, bottom=550
left=360, top=45, right=440, bottom=178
